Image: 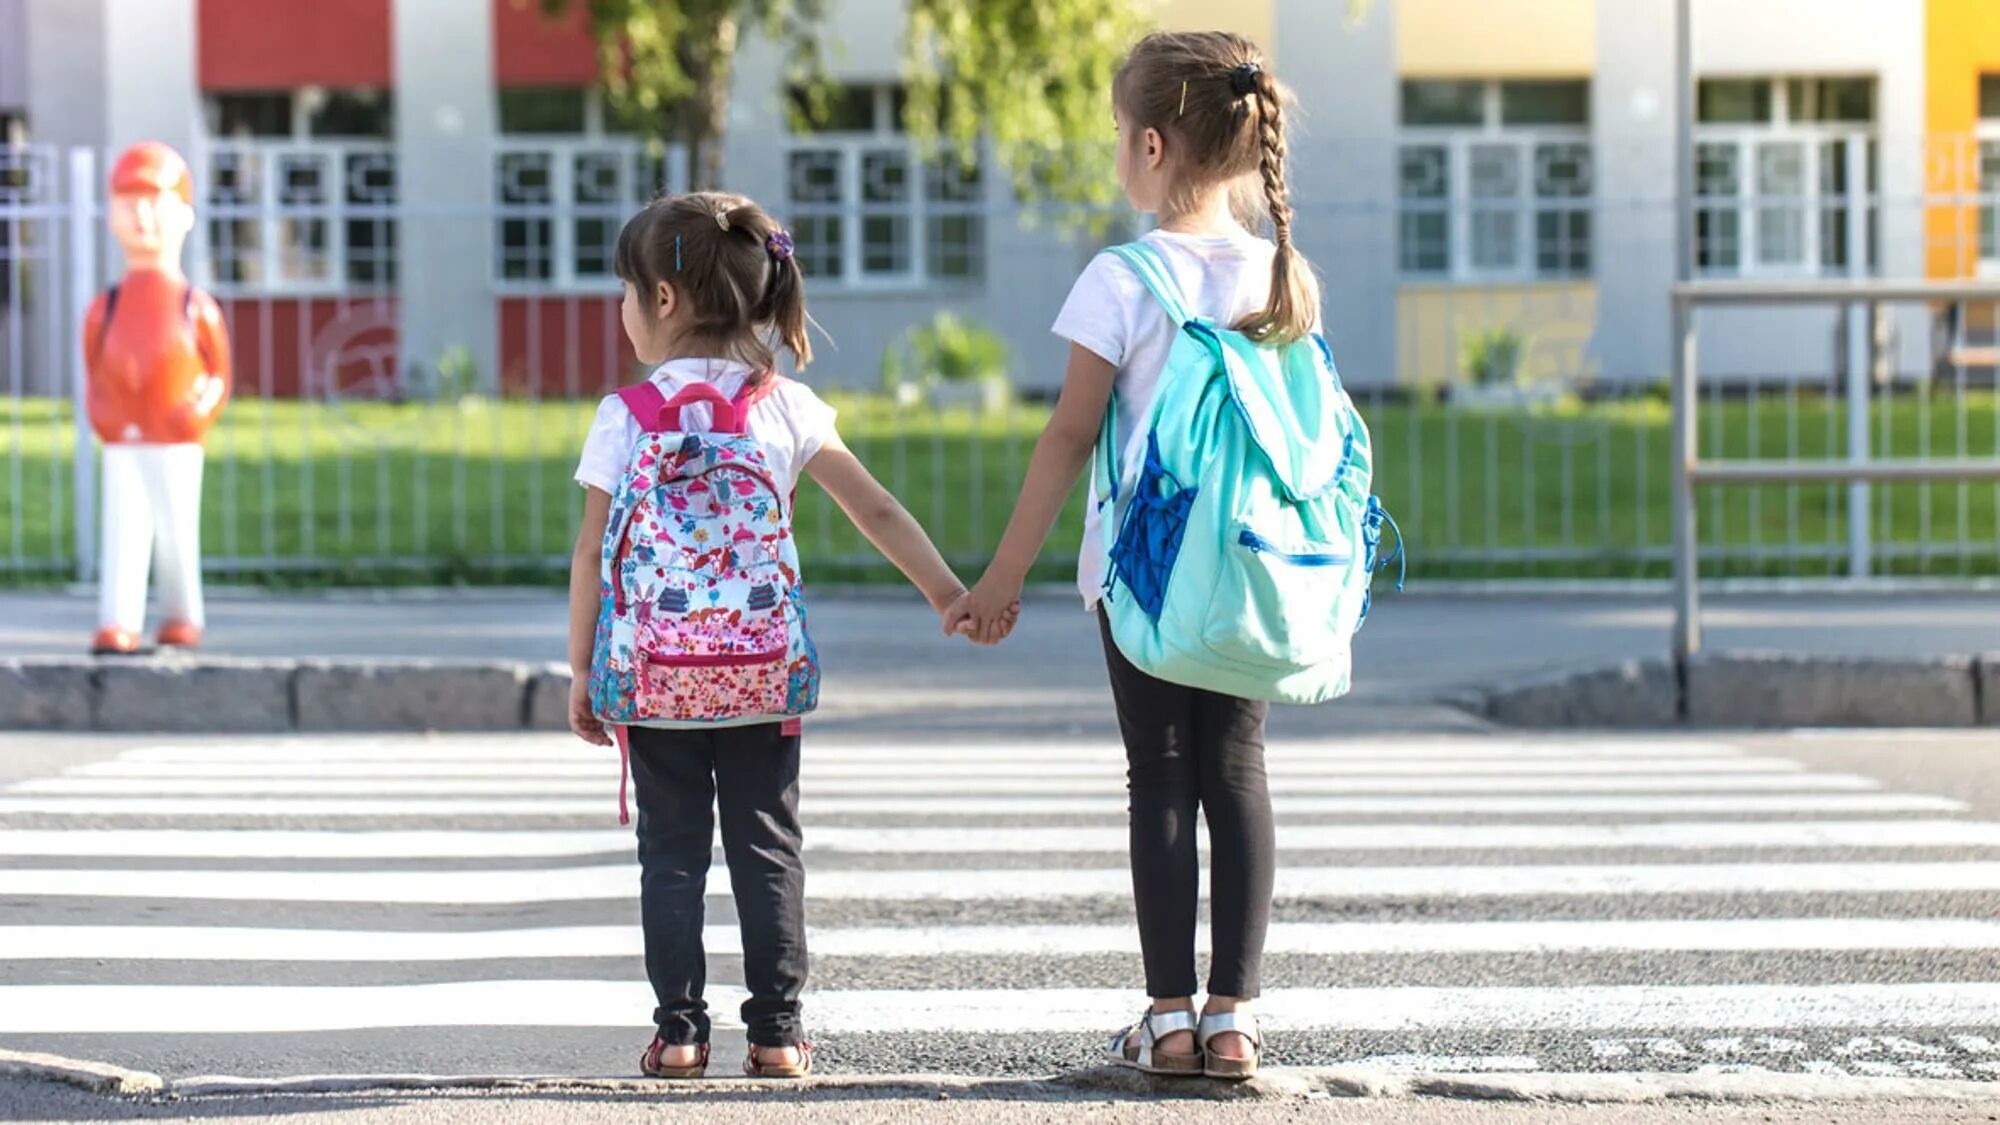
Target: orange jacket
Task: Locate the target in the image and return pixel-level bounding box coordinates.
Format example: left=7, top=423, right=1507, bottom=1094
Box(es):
left=84, top=269, right=232, bottom=445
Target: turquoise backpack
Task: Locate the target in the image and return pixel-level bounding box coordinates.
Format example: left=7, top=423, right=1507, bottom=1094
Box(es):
left=1093, top=241, right=1401, bottom=705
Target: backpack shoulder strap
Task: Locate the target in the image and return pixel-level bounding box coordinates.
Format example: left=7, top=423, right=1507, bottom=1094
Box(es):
left=96, top=284, right=122, bottom=352
left=617, top=381, right=671, bottom=434
left=1105, top=241, right=1191, bottom=327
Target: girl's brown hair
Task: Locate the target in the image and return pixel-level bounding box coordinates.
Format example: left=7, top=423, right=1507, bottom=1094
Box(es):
left=613, top=190, right=813, bottom=372
left=1113, top=31, right=1320, bottom=345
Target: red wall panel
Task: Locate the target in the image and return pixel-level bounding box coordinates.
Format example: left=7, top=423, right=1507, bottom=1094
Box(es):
left=199, top=0, right=393, bottom=90
left=493, top=0, right=598, bottom=86
left=498, top=297, right=636, bottom=397
left=218, top=298, right=401, bottom=401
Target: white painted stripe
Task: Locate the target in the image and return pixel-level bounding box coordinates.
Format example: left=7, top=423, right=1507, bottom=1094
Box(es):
left=33, top=769, right=1878, bottom=795
left=5, top=780, right=1958, bottom=817
left=8, top=917, right=2000, bottom=962
left=3, top=862, right=1998, bottom=904
left=2, top=819, right=1990, bottom=858
left=801, top=820, right=2000, bottom=854
left=49, top=757, right=1814, bottom=780
left=3, top=981, right=1999, bottom=1035
left=109, top=738, right=1749, bottom=765
left=0, top=780, right=1886, bottom=815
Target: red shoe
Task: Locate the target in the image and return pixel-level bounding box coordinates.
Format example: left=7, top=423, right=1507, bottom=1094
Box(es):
left=90, top=628, right=139, bottom=656
left=156, top=621, right=202, bottom=649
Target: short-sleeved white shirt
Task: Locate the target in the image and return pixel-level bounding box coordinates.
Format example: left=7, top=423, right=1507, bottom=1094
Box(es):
left=573, top=358, right=839, bottom=500
left=1050, top=228, right=1279, bottom=607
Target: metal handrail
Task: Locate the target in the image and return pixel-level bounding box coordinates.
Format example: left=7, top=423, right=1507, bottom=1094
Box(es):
left=1669, top=279, right=2000, bottom=658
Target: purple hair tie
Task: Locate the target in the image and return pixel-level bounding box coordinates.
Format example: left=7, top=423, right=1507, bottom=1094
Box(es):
left=766, top=230, right=796, bottom=261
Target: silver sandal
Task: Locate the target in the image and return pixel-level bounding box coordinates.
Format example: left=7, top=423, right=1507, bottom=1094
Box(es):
left=1107, top=1006, right=1202, bottom=1076
left=1197, top=1009, right=1263, bottom=1081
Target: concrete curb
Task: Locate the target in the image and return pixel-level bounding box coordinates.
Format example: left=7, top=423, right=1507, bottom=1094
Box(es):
left=1472, top=648, right=2000, bottom=729
left=0, top=1048, right=166, bottom=1097
left=12, top=1056, right=1998, bottom=1104
left=0, top=655, right=574, bottom=734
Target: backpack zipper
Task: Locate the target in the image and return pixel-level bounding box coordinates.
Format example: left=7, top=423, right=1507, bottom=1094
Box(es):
left=1238, top=528, right=1349, bottom=567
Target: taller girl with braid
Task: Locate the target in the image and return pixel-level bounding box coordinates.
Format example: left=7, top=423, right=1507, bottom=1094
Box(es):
left=944, top=32, right=1319, bottom=1081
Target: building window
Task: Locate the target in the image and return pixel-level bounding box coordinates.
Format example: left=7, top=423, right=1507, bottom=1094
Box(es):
left=784, top=84, right=986, bottom=287
left=493, top=86, right=678, bottom=290
left=1694, top=76, right=1876, bottom=278
left=1397, top=78, right=1592, bottom=282
left=1977, top=76, right=2000, bottom=272
left=203, top=89, right=397, bottom=294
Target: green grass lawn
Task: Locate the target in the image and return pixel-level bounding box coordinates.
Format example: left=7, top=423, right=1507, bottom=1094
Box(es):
left=7, top=389, right=2000, bottom=585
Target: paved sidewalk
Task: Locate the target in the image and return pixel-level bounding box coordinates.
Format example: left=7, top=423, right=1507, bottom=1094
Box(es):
left=4, top=588, right=1997, bottom=735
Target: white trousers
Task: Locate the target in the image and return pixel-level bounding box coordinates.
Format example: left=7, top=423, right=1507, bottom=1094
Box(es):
left=98, top=444, right=205, bottom=635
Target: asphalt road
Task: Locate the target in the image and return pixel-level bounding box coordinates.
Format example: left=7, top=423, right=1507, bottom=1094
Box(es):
left=1, top=724, right=1997, bottom=1091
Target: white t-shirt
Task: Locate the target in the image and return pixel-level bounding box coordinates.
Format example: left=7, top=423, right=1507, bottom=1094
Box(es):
left=1050, top=228, right=1280, bottom=606
left=573, top=358, right=839, bottom=500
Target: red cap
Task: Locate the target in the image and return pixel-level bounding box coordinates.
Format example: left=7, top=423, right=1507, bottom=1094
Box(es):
left=109, top=142, right=194, bottom=204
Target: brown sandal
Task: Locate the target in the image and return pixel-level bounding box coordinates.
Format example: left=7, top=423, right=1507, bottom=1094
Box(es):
left=742, top=1040, right=814, bottom=1078
left=1197, top=1011, right=1262, bottom=1081
left=640, top=1036, right=710, bottom=1079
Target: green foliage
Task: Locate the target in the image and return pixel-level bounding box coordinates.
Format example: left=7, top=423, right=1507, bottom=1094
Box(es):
left=902, top=0, right=1148, bottom=207
left=884, top=311, right=1010, bottom=389
left=539, top=0, right=824, bottom=186
left=542, top=0, right=1147, bottom=206
left=1461, top=327, right=1527, bottom=387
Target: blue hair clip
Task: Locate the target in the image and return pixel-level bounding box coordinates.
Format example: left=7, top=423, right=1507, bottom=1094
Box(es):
left=674, top=232, right=682, bottom=272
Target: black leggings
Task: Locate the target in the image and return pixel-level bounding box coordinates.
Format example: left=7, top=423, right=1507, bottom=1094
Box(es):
left=1100, top=612, right=1275, bottom=1000
left=627, top=722, right=807, bottom=1047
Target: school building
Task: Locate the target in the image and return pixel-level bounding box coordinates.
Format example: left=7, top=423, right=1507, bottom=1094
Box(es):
left=2, top=0, right=1998, bottom=397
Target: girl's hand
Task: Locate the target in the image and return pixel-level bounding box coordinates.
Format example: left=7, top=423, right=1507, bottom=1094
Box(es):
left=947, top=578, right=1024, bottom=646
left=568, top=677, right=611, bottom=746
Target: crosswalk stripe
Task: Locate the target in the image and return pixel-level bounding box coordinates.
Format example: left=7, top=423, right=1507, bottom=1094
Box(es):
left=52, top=758, right=1810, bottom=779
left=5, top=862, right=1999, bottom=904
left=16, top=771, right=1882, bottom=794
left=1, top=820, right=1991, bottom=857
left=106, top=739, right=1751, bottom=765
left=8, top=918, right=2000, bottom=961
left=4, top=981, right=1998, bottom=1036
left=2, top=780, right=1960, bottom=817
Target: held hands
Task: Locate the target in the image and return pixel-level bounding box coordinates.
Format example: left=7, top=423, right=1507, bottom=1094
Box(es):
left=940, top=576, right=1023, bottom=646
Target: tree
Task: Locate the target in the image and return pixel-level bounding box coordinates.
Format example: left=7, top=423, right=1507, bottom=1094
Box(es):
left=537, top=0, right=1143, bottom=201
left=536, top=0, right=824, bottom=190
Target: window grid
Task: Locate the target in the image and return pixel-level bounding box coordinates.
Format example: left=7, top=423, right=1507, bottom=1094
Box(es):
left=492, top=140, right=677, bottom=292
left=783, top=86, right=986, bottom=289
left=1397, top=80, right=1592, bottom=283
left=1693, top=77, right=1877, bottom=279
left=204, top=142, right=398, bottom=296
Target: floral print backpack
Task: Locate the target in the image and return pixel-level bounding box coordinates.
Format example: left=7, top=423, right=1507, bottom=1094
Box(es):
left=589, top=377, right=820, bottom=821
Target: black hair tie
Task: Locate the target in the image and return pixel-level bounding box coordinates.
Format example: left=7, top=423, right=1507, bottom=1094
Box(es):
left=1229, top=62, right=1262, bottom=98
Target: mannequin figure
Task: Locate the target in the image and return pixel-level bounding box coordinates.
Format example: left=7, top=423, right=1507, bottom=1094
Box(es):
left=85, top=142, right=231, bottom=655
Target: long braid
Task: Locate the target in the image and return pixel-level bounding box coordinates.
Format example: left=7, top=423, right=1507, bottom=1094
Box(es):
left=1242, top=69, right=1314, bottom=344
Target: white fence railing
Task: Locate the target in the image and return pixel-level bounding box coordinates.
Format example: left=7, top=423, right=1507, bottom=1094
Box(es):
left=9, top=139, right=2000, bottom=586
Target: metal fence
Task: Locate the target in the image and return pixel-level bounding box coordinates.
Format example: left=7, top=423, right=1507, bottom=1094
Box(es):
left=9, top=136, right=2000, bottom=586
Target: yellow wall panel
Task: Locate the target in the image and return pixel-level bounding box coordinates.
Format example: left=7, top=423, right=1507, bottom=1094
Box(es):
left=1396, top=284, right=1599, bottom=387
left=1151, top=0, right=1275, bottom=55
left=1397, top=0, right=1594, bottom=77
left=1926, top=0, right=2000, bottom=278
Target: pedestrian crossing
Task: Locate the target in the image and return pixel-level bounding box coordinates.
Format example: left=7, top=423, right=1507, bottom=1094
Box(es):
left=1, top=733, right=1998, bottom=1081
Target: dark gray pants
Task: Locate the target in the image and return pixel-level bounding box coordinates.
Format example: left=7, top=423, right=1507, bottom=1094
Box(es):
left=1100, top=612, right=1275, bottom=1000
left=628, top=722, right=806, bottom=1046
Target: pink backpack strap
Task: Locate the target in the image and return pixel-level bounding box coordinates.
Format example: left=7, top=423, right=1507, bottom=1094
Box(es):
left=617, top=382, right=672, bottom=434
left=734, top=372, right=783, bottom=413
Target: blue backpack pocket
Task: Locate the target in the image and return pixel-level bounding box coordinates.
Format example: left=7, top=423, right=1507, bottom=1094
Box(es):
left=1109, top=433, right=1197, bottom=619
